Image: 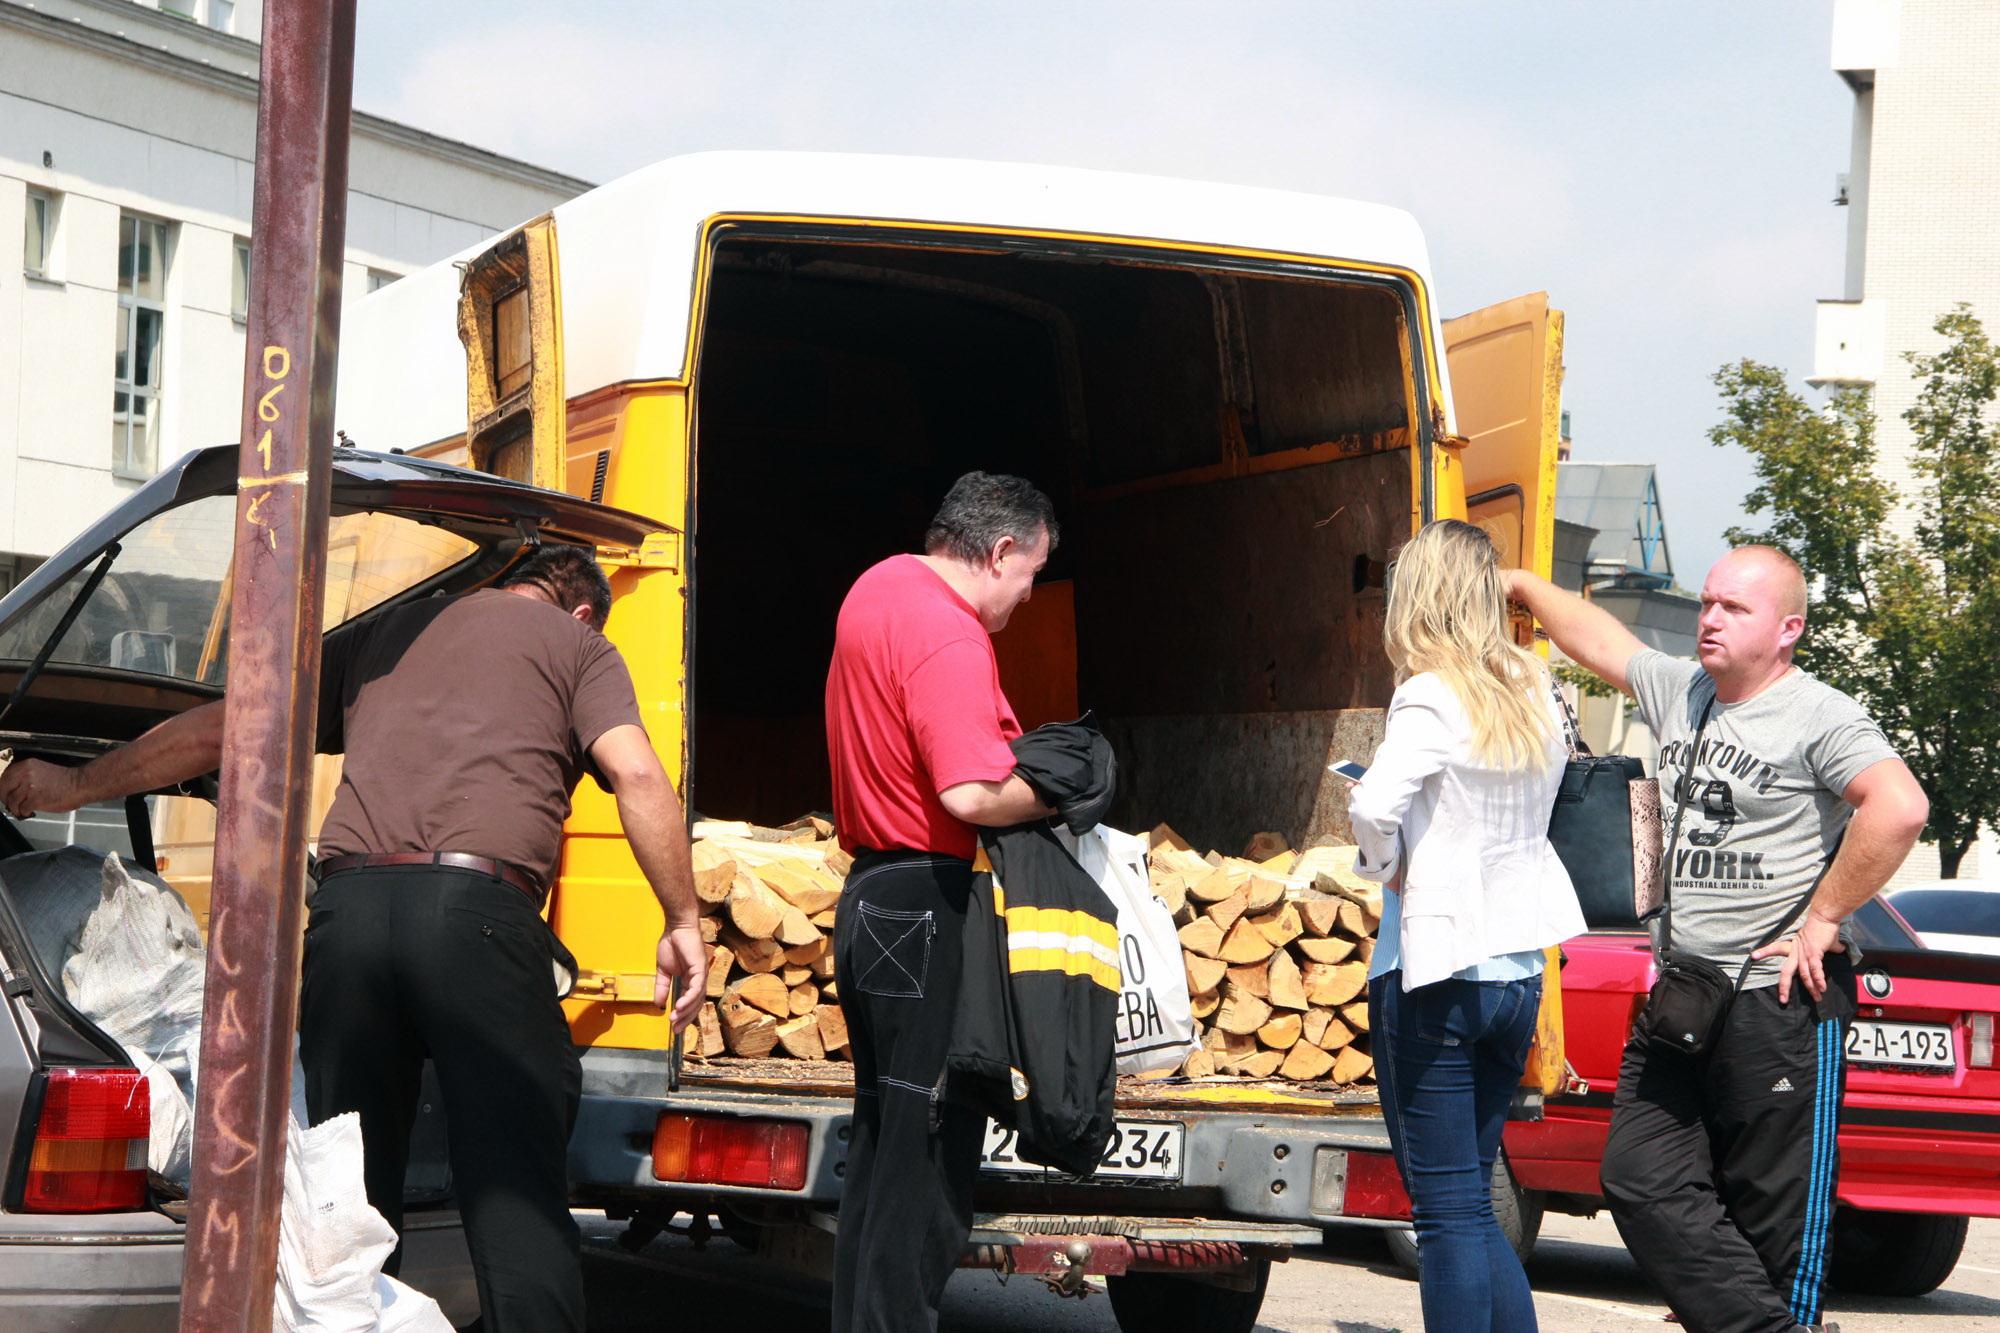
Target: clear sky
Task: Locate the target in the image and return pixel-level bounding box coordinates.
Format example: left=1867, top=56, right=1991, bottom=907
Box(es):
left=351, top=1, right=1854, bottom=581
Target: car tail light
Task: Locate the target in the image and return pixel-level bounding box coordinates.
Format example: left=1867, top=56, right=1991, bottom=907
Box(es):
left=1341, top=1149, right=1413, bottom=1220
left=1970, top=1013, right=1995, bottom=1068
left=652, top=1112, right=808, bottom=1190
left=20, top=1068, right=149, bottom=1213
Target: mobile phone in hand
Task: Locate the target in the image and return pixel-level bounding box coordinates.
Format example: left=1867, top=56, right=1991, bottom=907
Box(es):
left=1328, top=760, right=1368, bottom=782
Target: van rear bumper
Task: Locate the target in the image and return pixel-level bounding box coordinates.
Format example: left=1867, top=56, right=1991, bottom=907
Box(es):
left=573, top=1049, right=1407, bottom=1227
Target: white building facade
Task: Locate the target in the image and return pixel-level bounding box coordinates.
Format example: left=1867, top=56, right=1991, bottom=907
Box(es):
left=1, top=0, right=588, bottom=591
left=1814, top=0, right=2000, bottom=882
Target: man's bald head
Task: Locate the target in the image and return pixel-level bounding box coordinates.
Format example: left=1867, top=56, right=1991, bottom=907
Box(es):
left=1697, top=545, right=1810, bottom=696
left=1717, top=545, right=1808, bottom=619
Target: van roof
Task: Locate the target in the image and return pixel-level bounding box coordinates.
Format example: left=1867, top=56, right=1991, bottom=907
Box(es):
left=334, top=150, right=1443, bottom=454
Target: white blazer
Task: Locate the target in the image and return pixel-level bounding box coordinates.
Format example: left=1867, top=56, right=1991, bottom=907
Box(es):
left=1346, top=671, right=1586, bottom=990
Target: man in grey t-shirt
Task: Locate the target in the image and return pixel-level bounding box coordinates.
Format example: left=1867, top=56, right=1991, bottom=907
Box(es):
left=1509, top=546, right=1927, bottom=1333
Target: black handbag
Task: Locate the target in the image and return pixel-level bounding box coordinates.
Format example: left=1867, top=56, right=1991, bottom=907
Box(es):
left=1547, top=685, right=1663, bottom=928
left=1636, top=692, right=1836, bottom=1058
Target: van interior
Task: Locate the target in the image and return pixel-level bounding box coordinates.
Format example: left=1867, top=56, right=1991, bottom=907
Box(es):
left=688, top=230, right=1425, bottom=853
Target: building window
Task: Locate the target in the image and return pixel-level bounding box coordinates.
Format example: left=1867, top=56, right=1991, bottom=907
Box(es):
left=158, top=0, right=234, bottom=33
left=23, top=188, right=57, bottom=278
left=207, top=0, right=235, bottom=33
left=232, top=237, right=251, bottom=322
left=115, top=213, right=171, bottom=480
left=366, top=268, right=399, bottom=294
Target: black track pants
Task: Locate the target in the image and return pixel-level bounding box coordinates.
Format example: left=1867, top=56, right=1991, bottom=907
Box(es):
left=830, top=851, right=985, bottom=1333
left=1601, top=955, right=1855, bottom=1333
left=300, top=866, right=584, bottom=1333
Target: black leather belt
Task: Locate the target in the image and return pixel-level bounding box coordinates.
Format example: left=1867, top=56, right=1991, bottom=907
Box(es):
left=315, top=851, right=546, bottom=905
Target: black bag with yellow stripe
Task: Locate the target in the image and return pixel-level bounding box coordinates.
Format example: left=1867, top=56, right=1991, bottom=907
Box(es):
left=943, top=722, right=1120, bottom=1177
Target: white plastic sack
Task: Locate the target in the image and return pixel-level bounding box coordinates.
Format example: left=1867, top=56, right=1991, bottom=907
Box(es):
left=59, top=854, right=207, bottom=1178
left=274, top=1110, right=451, bottom=1333
left=1068, top=825, right=1201, bottom=1076
left=0, top=845, right=112, bottom=980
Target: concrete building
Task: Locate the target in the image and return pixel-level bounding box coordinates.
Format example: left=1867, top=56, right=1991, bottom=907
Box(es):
left=1, top=0, right=590, bottom=594
left=1813, top=0, right=2000, bottom=882
left=1812, top=0, right=2000, bottom=531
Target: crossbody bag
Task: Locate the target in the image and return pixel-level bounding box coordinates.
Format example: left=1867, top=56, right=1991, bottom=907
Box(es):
left=1637, top=690, right=1839, bottom=1058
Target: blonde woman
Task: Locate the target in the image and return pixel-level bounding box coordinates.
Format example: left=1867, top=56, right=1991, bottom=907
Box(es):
left=1347, top=519, right=1585, bottom=1333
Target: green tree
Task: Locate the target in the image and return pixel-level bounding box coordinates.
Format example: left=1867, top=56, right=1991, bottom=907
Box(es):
left=1711, top=305, right=2000, bottom=878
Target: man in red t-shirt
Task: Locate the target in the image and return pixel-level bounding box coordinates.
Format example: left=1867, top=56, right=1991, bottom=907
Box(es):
left=825, top=472, right=1057, bottom=1333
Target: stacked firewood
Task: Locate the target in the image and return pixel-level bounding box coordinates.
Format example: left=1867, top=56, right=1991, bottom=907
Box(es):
left=683, top=817, right=853, bottom=1064
left=1147, top=827, right=1382, bottom=1085
left=682, top=817, right=1381, bottom=1087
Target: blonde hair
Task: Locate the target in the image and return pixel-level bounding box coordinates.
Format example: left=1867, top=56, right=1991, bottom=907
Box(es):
left=1384, top=519, right=1553, bottom=770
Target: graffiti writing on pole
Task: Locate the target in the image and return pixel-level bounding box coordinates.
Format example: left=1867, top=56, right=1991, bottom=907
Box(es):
left=242, top=346, right=293, bottom=550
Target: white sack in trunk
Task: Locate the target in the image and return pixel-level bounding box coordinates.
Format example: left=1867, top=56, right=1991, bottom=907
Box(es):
left=61, top=854, right=206, bottom=1177
left=274, top=1110, right=451, bottom=1333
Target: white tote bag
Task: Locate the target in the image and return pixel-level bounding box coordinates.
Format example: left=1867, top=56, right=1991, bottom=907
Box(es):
left=1067, top=825, right=1201, bottom=1076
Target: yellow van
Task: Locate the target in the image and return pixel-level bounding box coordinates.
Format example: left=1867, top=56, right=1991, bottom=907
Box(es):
left=326, top=151, right=1567, bottom=1325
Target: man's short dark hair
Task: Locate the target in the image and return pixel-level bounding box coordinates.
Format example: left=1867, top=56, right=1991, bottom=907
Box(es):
left=502, top=545, right=613, bottom=630
left=923, top=472, right=1059, bottom=565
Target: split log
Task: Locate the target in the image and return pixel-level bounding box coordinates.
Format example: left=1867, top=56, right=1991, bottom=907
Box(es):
left=1181, top=1049, right=1215, bottom=1079
left=1301, top=1007, right=1334, bottom=1047
left=1151, top=822, right=1194, bottom=852
left=704, top=944, right=735, bottom=996
left=780, top=965, right=812, bottom=987
left=788, top=982, right=820, bottom=1016
left=1148, top=870, right=1188, bottom=916
left=1243, top=876, right=1287, bottom=913
left=1340, top=1000, right=1370, bottom=1033
left=1250, top=902, right=1302, bottom=949
left=1215, top=985, right=1273, bottom=1036
left=1303, top=960, right=1368, bottom=1007
left=774, top=904, right=821, bottom=948
left=824, top=844, right=854, bottom=878
left=1356, top=936, right=1376, bottom=965
left=1295, top=935, right=1357, bottom=964
left=1267, top=949, right=1309, bottom=1012
left=775, top=1013, right=826, bottom=1060
left=1224, top=959, right=1270, bottom=999
left=718, top=995, right=778, bottom=1057
left=720, top=930, right=785, bottom=975
left=694, top=1003, right=726, bottom=1059
left=810, top=907, right=839, bottom=930
left=728, top=972, right=792, bottom=1018
left=784, top=936, right=828, bottom=966
left=1242, top=831, right=1291, bottom=863
left=1333, top=1046, right=1374, bottom=1084
left=1230, top=1048, right=1286, bottom=1079
left=691, top=841, right=737, bottom=904
left=1178, top=918, right=1225, bottom=960
left=816, top=1003, right=849, bottom=1055
left=1257, top=1012, right=1303, bottom=1050
left=1185, top=954, right=1228, bottom=995
left=1189, top=988, right=1221, bottom=1020
left=698, top=916, right=720, bottom=945
left=726, top=872, right=787, bottom=941
left=1204, top=885, right=1252, bottom=934
left=1279, top=1041, right=1336, bottom=1081
left=821, top=979, right=838, bottom=1001
left=1218, top=919, right=1275, bottom=964
left=1319, top=1016, right=1357, bottom=1050
left=810, top=948, right=837, bottom=980
left=1297, top=895, right=1344, bottom=938
left=756, top=862, right=843, bottom=917
left=1187, top=867, right=1237, bottom=905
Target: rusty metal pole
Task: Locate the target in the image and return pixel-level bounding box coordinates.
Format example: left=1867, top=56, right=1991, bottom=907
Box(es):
left=179, top=3, right=357, bottom=1329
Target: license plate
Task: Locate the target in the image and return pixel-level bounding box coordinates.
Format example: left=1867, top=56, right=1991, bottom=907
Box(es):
left=980, top=1119, right=1185, bottom=1181
left=1846, top=1019, right=1955, bottom=1071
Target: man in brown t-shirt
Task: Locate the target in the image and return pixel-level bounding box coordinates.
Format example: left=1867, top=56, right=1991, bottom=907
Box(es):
left=0, top=545, right=703, bottom=1332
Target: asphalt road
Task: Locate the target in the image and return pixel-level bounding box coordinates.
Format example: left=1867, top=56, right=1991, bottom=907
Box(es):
left=580, top=1211, right=2000, bottom=1331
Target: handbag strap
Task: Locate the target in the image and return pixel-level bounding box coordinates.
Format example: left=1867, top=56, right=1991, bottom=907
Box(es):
left=1659, top=682, right=1843, bottom=988
left=1658, top=690, right=1717, bottom=951
left=1549, top=672, right=1590, bottom=758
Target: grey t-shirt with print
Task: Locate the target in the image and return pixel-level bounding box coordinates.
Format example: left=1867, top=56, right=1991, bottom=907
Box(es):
left=1628, top=649, right=1899, bottom=990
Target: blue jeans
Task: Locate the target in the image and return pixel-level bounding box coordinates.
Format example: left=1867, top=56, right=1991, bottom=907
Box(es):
left=1371, top=970, right=1544, bottom=1333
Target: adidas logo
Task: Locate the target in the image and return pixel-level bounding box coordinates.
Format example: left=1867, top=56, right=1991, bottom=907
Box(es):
left=1771, top=1077, right=1795, bottom=1093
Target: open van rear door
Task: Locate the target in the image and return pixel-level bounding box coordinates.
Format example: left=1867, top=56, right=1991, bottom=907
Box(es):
left=1442, top=292, right=1564, bottom=581
left=1442, top=292, right=1572, bottom=1097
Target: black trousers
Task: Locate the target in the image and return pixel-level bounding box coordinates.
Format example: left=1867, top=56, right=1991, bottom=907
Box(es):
left=299, top=865, right=584, bottom=1333
left=1601, top=955, right=1855, bottom=1333
left=830, top=852, right=986, bottom=1333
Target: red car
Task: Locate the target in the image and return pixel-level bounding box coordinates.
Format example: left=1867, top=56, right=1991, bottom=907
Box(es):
left=1496, top=896, right=1999, bottom=1297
